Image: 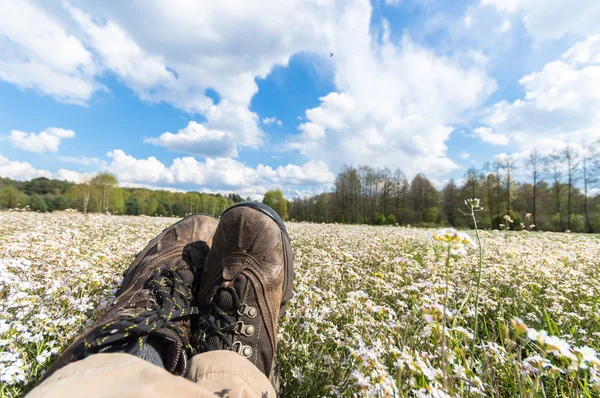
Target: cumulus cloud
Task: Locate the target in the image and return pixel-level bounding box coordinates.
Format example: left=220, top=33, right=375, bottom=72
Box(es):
left=0, top=0, right=346, bottom=158
left=262, top=117, right=282, bottom=126
left=104, top=149, right=334, bottom=199
left=1, top=0, right=337, bottom=110
left=286, top=16, right=497, bottom=179
left=0, top=153, right=51, bottom=180
left=477, top=37, right=600, bottom=152
left=54, top=169, right=91, bottom=183
left=563, top=35, right=600, bottom=67
left=259, top=160, right=336, bottom=185
left=472, top=126, right=510, bottom=145
left=0, top=0, right=97, bottom=103
left=145, top=121, right=238, bottom=158
left=0, top=153, right=95, bottom=183
left=480, top=0, right=600, bottom=41
left=0, top=0, right=504, bottom=180
left=9, top=127, right=75, bottom=153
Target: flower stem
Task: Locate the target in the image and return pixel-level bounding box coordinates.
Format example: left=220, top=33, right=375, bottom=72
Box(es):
left=442, top=246, right=451, bottom=391
left=470, top=207, right=484, bottom=372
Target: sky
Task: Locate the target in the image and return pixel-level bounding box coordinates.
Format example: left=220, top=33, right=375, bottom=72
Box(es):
left=1, top=0, right=599, bottom=199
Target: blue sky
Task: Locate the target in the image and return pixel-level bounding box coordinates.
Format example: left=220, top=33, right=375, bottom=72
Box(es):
left=1, top=0, right=599, bottom=199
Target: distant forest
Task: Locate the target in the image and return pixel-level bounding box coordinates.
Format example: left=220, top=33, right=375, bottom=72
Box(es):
left=289, top=146, right=600, bottom=233
left=2, top=144, right=599, bottom=232
left=0, top=174, right=246, bottom=218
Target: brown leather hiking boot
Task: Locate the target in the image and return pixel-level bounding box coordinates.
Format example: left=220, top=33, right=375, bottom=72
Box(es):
left=194, top=202, right=294, bottom=381
left=41, top=214, right=219, bottom=382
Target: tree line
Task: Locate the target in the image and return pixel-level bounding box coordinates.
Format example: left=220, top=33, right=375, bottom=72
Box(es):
left=0, top=174, right=247, bottom=217
left=2, top=141, right=599, bottom=232
left=289, top=143, right=600, bottom=233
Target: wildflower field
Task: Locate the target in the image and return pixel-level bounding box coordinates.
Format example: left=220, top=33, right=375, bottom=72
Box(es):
left=1, top=211, right=600, bottom=397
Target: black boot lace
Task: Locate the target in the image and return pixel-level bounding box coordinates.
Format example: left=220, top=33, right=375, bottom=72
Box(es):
left=82, top=262, right=199, bottom=357
left=196, top=286, right=243, bottom=351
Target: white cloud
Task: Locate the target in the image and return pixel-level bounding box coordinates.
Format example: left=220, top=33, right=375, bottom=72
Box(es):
left=145, top=121, right=238, bottom=158
left=262, top=117, right=282, bottom=126
left=0, top=0, right=501, bottom=180
left=0, top=153, right=52, bottom=180
left=478, top=37, right=600, bottom=152
left=563, top=35, right=600, bottom=66
left=0, top=0, right=347, bottom=158
left=1, top=0, right=338, bottom=111
left=0, top=0, right=97, bottom=104
left=9, top=127, right=75, bottom=153
left=104, top=149, right=334, bottom=199
left=58, top=155, right=102, bottom=165
left=480, top=0, right=600, bottom=41
left=0, top=153, right=96, bottom=183
left=472, top=126, right=510, bottom=145
left=286, top=17, right=497, bottom=179
left=65, top=5, right=184, bottom=107
left=144, top=101, right=264, bottom=157
left=261, top=160, right=335, bottom=185
left=460, top=151, right=471, bottom=159
left=54, top=169, right=91, bottom=183
left=202, top=102, right=263, bottom=148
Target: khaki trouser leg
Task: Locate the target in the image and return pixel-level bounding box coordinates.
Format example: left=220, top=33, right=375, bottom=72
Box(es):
left=28, top=351, right=276, bottom=398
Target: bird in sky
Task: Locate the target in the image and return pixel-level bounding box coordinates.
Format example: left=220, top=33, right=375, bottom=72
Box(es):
left=330, top=53, right=334, bottom=57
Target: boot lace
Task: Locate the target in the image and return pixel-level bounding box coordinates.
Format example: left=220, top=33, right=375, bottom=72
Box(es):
left=82, top=262, right=199, bottom=357
left=196, top=286, right=242, bottom=351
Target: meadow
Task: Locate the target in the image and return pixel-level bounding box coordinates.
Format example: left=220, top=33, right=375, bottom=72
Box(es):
left=1, top=210, right=599, bottom=397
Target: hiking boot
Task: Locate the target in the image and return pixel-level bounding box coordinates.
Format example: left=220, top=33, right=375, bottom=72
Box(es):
left=194, top=202, right=295, bottom=381
left=41, top=214, right=219, bottom=381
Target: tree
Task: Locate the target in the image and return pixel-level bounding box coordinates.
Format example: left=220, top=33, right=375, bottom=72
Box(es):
left=91, top=173, right=118, bottom=213
left=499, top=154, right=514, bottom=215
left=110, top=187, right=125, bottom=214
left=393, top=168, right=408, bottom=223
left=546, top=152, right=565, bottom=231
left=442, top=179, right=459, bottom=226
left=227, top=193, right=244, bottom=203
left=0, top=186, right=28, bottom=209
left=263, top=189, right=288, bottom=220
left=493, top=159, right=503, bottom=225
left=334, top=166, right=361, bottom=223
left=83, top=178, right=91, bottom=214
left=529, top=150, right=541, bottom=229
left=582, top=141, right=599, bottom=232
left=410, top=174, right=438, bottom=224
left=29, top=194, right=48, bottom=212
left=562, top=145, right=579, bottom=231
left=464, top=167, right=479, bottom=199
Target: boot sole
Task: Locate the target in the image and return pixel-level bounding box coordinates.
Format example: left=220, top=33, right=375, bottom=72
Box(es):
left=221, top=202, right=294, bottom=320
left=118, top=213, right=218, bottom=296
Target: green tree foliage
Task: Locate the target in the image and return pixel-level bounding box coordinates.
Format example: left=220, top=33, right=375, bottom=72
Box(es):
left=29, top=194, right=48, bottom=212
left=92, top=173, right=118, bottom=213
left=228, top=193, right=244, bottom=203
left=263, top=189, right=288, bottom=220
left=0, top=176, right=237, bottom=217
left=0, top=186, right=28, bottom=209
left=289, top=155, right=600, bottom=231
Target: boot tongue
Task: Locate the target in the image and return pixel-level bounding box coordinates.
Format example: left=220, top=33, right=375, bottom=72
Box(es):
left=203, top=276, right=245, bottom=351
left=216, top=286, right=236, bottom=312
